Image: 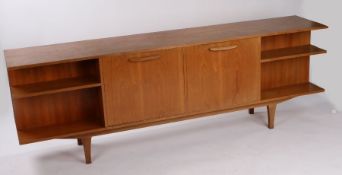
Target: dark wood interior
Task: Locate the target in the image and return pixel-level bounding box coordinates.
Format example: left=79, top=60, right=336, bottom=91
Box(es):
left=8, top=59, right=100, bottom=86
left=8, top=59, right=104, bottom=144
left=261, top=32, right=311, bottom=90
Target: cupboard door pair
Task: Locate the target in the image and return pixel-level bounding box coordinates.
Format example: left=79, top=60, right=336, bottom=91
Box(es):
left=184, top=38, right=261, bottom=113
left=101, top=49, right=185, bottom=126
left=102, top=38, right=261, bottom=126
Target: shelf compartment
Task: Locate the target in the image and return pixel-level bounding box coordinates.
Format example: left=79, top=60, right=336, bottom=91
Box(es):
left=18, top=120, right=104, bottom=144
left=261, top=83, right=325, bottom=101
left=8, top=59, right=100, bottom=87
left=261, top=45, right=326, bottom=63
left=11, top=77, right=101, bottom=99
left=13, top=88, right=105, bottom=144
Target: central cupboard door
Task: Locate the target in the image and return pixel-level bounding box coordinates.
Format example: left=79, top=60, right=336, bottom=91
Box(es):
left=101, top=48, right=185, bottom=126
left=184, top=38, right=261, bottom=113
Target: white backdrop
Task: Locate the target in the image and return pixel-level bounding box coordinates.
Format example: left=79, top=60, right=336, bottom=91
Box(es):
left=2, top=0, right=338, bottom=120
left=301, top=0, right=342, bottom=113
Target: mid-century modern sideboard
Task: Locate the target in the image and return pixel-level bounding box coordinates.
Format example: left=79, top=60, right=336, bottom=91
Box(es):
left=4, top=16, right=327, bottom=164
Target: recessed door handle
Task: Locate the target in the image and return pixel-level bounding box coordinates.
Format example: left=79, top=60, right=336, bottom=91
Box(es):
left=128, top=55, right=161, bottom=62
left=209, top=45, right=238, bottom=52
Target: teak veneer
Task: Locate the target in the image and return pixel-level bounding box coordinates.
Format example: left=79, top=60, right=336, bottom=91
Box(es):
left=3, top=16, right=328, bottom=164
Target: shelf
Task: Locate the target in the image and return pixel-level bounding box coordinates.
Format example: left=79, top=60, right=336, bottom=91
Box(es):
left=261, top=45, right=326, bottom=63
left=11, top=77, right=101, bottom=99
left=261, top=83, right=325, bottom=101
left=18, top=120, right=104, bottom=144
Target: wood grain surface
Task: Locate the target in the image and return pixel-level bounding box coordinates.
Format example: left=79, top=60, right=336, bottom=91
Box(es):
left=100, top=48, right=185, bottom=126
left=184, top=38, right=261, bottom=113
left=4, top=16, right=327, bottom=69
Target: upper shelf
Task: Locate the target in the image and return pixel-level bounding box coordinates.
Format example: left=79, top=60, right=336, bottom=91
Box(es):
left=11, top=77, right=101, bottom=99
left=4, top=16, right=328, bottom=69
left=261, top=45, right=327, bottom=63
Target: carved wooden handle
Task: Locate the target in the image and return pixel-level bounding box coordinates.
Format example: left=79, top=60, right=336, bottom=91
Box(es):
left=209, top=45, right=238, bottom=52
left=128, top=55, right=161, bottom=62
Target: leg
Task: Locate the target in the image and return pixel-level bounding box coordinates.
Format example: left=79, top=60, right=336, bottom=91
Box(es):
left=77, top=138, right=83, bottom=146
left=81, top=137, right=92, bottom=164
left=249, top=108, right=255, bottom=114
left=267, top=103, right=277, bottom=129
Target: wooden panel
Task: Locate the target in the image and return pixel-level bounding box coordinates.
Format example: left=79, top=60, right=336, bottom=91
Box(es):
left=261, top=32, right=311, bottom=51
left=261, top=32, right=311, bottom=90
left=4, top=16, right=327, bottom=69
left=13, top=88, right=103, bottom=130
left=262, top=57, right=309, bottom=90
left=261, top=45, right=326, bottom=63
left=184, top=38, right=261, bottom=113
left=100, top=48, right=185, bottom=126
left=8, top=59, right=100, bottom=86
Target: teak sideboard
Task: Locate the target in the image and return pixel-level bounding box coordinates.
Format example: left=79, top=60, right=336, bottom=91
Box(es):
left=4, top=16, right=327, bottom=164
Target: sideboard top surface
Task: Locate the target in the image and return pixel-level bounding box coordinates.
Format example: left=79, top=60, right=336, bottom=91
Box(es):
left=4, top=16, right=327, bottom=69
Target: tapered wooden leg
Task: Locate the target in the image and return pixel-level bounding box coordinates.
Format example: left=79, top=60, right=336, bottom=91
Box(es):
left=267, top=104, right=277, bottom=129
left=81, top=137, right=92, bottom=164
left=249, top=108, right=255, bottom=114
left=77, top=138, right=83, bottom=146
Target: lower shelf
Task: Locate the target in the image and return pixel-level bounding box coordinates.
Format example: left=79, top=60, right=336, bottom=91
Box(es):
left=261, top=83, right=325, bottom=101
left=17, top=83, right=325, bottom=144
left=18, top=120, right=104, bottom=144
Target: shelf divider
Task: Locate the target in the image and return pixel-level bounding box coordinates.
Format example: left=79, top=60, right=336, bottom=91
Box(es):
left=261, top=83, right=325, bottom=101
left=18, top=120, right=104, bottom=144
left=261, top=45, right=326, bottom=63
left=12, top=77, right=101, bottom=99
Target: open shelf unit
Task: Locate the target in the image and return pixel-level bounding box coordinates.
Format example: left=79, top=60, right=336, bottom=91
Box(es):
left=260, top=31, right=326, bottom=102
left=8, top=59, right=105, bottom=144
left=261, top=45, right=326, bottom=63
left=260, top=31, right=326, bottom=90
